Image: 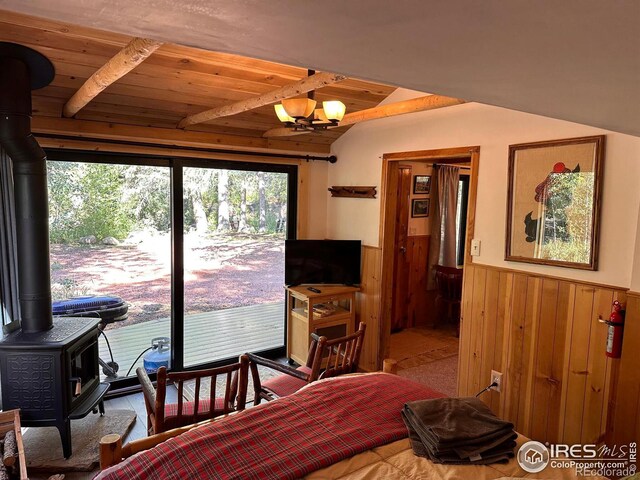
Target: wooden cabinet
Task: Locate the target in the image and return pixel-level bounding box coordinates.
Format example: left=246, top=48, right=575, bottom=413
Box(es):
left=285, top=285, right=359, bottom=365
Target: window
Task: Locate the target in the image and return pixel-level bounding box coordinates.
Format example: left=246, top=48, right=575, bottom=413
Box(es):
left=46, top=149, right=296, bottom=388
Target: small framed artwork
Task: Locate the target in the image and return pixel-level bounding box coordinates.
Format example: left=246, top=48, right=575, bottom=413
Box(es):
left=505, top=135, right=605, bottom=270
left=411, top=199, right=430, bottom=218
left=413, top=175, right=431, bottom=194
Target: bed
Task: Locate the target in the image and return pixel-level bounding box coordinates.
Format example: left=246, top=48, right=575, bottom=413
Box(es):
left=96, top=373, right=602, bottom=480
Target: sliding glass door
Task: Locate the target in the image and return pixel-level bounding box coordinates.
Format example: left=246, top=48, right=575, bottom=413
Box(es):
left=182, top=166, right=290, bottom=367
left=46, top=150, right=296, bottom=384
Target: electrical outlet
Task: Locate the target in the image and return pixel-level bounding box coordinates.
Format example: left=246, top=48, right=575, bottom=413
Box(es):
left=490, top=370, right=503, bottom=393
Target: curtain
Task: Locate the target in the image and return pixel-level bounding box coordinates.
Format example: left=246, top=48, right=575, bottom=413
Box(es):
left=427, top=164, right=460, bottom=289
left=0, top=147, right=20, bottom=328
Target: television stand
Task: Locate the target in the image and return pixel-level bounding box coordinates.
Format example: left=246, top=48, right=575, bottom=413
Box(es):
left=285, top=285, right=360, bottom=365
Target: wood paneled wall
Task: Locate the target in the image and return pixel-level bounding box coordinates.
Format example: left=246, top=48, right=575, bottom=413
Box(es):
left=458, top=263, right=627, bottom=445
left=357, top=245, right=382, bottom=372
left=610, top=291, right=640, bottom=444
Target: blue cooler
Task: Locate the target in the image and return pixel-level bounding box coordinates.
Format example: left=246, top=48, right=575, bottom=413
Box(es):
left=52, top=295, right=128, bottom=324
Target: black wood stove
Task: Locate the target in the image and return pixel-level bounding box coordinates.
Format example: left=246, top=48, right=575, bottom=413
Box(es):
left=0, top=43, right=109, bottom=459
left=0, top=317, right=108, bottom=458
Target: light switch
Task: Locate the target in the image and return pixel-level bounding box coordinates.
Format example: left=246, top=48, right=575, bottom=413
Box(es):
left=471, top=239, right=481, bottom=256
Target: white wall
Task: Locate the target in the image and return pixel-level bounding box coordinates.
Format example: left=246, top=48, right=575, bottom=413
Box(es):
left=328, top=89, right=640, bottom=288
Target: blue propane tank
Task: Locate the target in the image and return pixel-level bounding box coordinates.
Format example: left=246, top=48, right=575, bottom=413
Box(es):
left=143, top=337, right=171, bottom=374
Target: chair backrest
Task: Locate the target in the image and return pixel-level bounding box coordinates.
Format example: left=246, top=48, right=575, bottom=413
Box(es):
left=309, top=322, right=366, bottom=381
left=435, top=265, right=463, bottom=301
left=137, top=354, right=249, bottom=435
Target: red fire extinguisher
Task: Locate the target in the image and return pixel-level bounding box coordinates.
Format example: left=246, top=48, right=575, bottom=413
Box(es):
left=604, top=300, right=625, bottom=358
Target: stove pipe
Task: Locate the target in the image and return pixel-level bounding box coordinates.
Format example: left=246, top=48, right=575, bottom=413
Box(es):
left=0, top=43, right=55, bottom=333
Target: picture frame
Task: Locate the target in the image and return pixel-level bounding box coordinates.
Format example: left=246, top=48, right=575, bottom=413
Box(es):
left=505, top=135, right=605, bottom=270
left=413, top=175, right=431, bottom=194
left=411, top=198, right=430, bottom=218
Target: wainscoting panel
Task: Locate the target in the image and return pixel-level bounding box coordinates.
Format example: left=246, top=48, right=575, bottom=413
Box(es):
left=458, top=263, right=627, bottom=445
left=357, top=245, right=382, bottom=372
left=610, top=291, right=640, bottom=444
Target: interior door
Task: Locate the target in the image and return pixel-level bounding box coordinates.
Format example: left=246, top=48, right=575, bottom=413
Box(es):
left=391, top=166, right=412, bottom=332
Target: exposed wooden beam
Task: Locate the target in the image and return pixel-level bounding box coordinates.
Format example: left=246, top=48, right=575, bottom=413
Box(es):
left=263, top=95, right=466, bottom=137
left=32, top=117, right=331, bottom=154
left=63, top=37, right=163, bottom=118
left=177, top=72, right=347, bottom=129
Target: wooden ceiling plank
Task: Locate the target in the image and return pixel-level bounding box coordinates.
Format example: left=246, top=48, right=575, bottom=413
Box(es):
left=140, top=51, right=394, bottom=101
left=62, top=37, right=163, bottom=117
left=177, top=72, right=347, bottom=128
left=53, top=71, right=382, bottom=120
left=0, top=12, right=394, bottom=98
left=81, top=102, right=287, bottom=132
left=52, top=74, right=245, bottom=107
left=0, top=22, right=124, bottom=58
left=32, top=97, right=65, bottom=117
left=31, top=117, right=331, bottom=154
left=264, top=95, right=466, bottom=137
left=158, top=44, right=311, bottom=77
left=0, top=9, right=131, bottom=46
left=1, top=21, right=390, bottom=109
left=0, top=30, right=392, bottom=107
left=156, top=45, right=394, bottom=96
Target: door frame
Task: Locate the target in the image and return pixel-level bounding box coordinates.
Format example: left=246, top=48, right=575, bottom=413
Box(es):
left=377, top=146, right=480, bottom=370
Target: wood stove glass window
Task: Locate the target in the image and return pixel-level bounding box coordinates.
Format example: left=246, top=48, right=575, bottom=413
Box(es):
left=68, top=337, right=99, bottom=403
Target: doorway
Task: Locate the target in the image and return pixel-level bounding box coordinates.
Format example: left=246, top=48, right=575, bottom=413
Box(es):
left=379, top=147, right=480, bottom=396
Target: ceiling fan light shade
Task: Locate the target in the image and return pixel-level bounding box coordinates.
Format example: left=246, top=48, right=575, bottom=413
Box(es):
left=313, top=108, right=329, bottom=123
left=274, top=103, right=295, bottom=123
left=322, top=100, right=346, bottom=121
left=282, top=97, right=316, bottom=119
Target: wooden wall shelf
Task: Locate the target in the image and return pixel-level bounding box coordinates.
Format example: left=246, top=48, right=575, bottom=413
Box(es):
left=328, top=186, right=377, bottom=198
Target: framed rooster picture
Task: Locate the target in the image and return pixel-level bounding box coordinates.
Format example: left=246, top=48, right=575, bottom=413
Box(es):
left=505, top=135, right=605, bottom=270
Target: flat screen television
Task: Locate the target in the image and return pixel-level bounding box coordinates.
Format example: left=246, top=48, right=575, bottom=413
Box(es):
left=285, top=240, right=361, bottom=286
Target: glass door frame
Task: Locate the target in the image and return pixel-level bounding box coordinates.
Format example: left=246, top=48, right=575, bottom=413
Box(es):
left=46, top=149, right=297, bottom=390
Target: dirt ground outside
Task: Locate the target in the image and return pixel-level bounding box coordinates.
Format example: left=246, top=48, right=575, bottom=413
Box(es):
left=50, top=232, right=286, bottom=329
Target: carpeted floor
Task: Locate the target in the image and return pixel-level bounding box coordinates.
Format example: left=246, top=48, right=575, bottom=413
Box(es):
left=390, top=326, right=459, bottom=396
left=396, top=355, right=459, bottom=397
left=23, top=409, right=136, bottom=473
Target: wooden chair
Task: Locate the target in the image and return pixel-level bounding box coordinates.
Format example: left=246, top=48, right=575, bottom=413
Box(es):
left=434, top=265, right=463, bottom=333
left=136, top=354, right=249, bottom=435
left=247, top=322, right=366, bottom=404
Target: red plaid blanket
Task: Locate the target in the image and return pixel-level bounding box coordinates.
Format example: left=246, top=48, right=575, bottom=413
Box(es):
left=96, top=373, right=443, bottom=480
